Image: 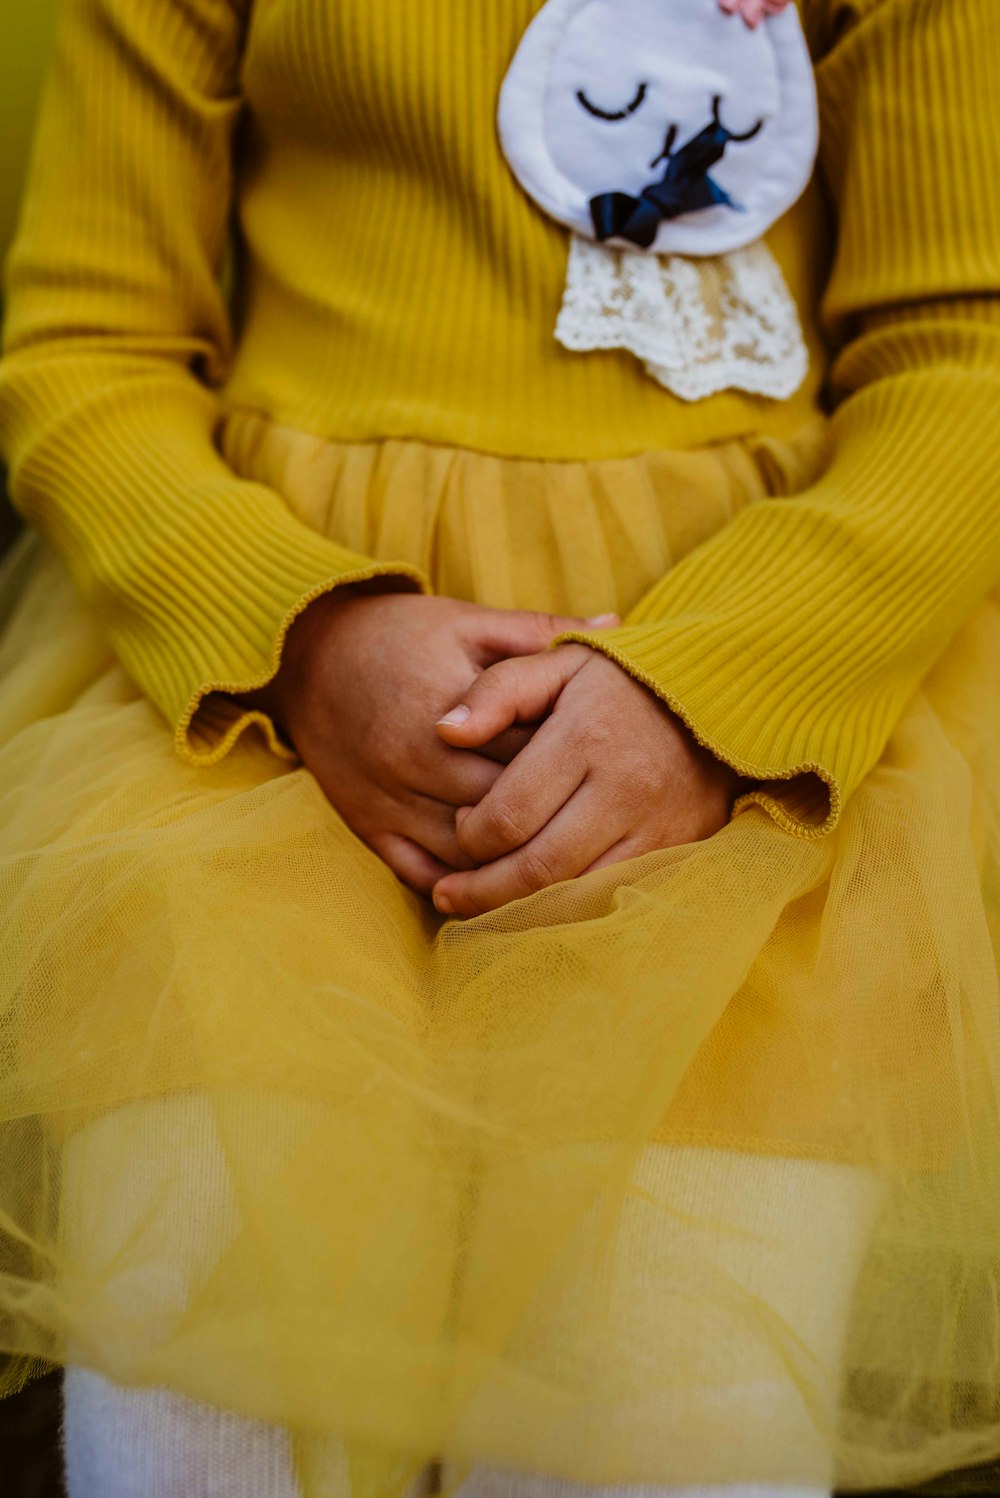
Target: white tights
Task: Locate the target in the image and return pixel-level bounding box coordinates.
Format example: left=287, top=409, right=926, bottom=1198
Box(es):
left=63, top=1367, right=301, bottom=1498
left=61, top=1099, right=881, bottom=1498
left=61, top=1371, right=830, bottom=1498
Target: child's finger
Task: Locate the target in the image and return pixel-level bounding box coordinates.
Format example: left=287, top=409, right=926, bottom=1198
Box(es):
left=403, top=793, right=481, bottom=872
left=473, top=608, right=619, bottom=664
left=433, top=783, right=619, bottom=917
left=435, top=648, right=585, bottom=747
left=373, top=831, right=455, bottom=899
left=419, top=747, right=503, bottom=807
left=475, top=723, right=539, bottom=766
left=452, top=719, right=585, bottom=864
left=580, top=837, right=643, bottom=876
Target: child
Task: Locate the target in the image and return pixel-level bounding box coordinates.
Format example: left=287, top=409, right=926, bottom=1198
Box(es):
left=1, top=0, right=999, bottom=1495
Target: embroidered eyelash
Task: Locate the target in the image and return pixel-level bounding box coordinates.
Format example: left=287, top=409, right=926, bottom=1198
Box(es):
left=576, top=82, right=647, bottom=121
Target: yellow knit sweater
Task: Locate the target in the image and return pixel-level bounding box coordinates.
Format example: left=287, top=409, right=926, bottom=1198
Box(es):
left=0, top=0, right=998, bottom=838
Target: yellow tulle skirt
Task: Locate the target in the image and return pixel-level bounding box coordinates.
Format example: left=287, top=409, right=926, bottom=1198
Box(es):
left=2, top=410, right=1000, bottom=1497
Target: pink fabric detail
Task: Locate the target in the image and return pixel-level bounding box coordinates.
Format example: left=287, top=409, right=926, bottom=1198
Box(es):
left=717, top=0, right=792, bottom=29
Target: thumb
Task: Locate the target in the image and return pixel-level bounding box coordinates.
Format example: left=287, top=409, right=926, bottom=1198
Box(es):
left=473, top=607, right=619, bottom=662
left=436, top=648, right=584, bottom=748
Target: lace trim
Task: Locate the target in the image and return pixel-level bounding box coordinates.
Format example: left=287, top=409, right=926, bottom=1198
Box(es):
left=555, top=236, right=809, bottom=403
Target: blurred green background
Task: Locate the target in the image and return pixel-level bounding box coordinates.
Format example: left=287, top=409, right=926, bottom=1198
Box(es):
left=0, top=1, right=61, bottom=269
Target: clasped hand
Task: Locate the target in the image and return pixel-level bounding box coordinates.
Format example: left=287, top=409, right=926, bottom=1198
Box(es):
left=240, top=589, right=741, bottom=916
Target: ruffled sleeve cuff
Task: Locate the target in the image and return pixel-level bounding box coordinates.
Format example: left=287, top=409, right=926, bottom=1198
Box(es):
left=113, top=482, right=431, bottom=767
left=177, top=558, right=430, bottom=767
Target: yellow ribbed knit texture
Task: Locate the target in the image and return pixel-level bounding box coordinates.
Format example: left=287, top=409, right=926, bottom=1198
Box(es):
left=0, top=0, right=999, bottom=833
left=4, top=8, right=1000, bottom=1489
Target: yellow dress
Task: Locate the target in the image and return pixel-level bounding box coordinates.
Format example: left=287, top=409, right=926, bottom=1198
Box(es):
left=2, top=0, right=1000, bottom=1494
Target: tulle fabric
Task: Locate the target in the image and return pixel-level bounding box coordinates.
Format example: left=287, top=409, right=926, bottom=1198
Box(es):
left=2, top=412, right=1000, bottom=1495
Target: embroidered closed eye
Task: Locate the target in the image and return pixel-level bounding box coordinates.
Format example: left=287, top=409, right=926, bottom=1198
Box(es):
left=576, top=82, right=648, bottom=122
left=710, top=95, right=765, bottom=143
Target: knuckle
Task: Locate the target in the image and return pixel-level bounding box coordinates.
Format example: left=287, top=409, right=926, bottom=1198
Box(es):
left=483, top=794, right=527, bottom=849
left=516, top=846, right=558, bottom=893
left=476, top=659, right=515, bottom=700
left=578, top=715, right=614, bottom=752
left=526, top=610, right=559, bottom=642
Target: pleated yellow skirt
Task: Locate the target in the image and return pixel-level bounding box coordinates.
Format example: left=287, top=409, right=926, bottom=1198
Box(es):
left=2, top=411, right=1000, bottom=1495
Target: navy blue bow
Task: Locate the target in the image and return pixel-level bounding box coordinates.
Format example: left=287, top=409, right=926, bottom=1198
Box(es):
left=589, top=96, right=763, bottom=250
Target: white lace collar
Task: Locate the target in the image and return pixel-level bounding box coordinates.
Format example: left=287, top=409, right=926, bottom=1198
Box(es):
left=556, top=235, right=808, bottom=403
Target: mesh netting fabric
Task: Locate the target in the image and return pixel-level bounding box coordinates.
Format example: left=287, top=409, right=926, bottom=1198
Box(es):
left=2, top=419, right=1000, bottom=1497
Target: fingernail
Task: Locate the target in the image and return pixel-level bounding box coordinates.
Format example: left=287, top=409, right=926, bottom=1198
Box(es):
left=434, top=890, right=455, bottom=915
left=437, top=705, right=471, bottom=727
left=585, top=613, right=619, bottom=627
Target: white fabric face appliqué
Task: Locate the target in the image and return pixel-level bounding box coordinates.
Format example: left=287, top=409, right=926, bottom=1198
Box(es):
left=498, top=0, right=818, bottom=400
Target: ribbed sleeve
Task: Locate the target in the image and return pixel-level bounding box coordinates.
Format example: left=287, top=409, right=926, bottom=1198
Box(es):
left=0, top=0, right=427, bottom=765
left=555, top=0, right=1000, bottom=837
left=3, top=0, right=997, bottom=805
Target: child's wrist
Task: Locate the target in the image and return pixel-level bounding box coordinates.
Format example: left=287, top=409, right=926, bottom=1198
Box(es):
left=231, top=586, right=362, bottom=735
left=230, top=581, right=408, bottom=740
